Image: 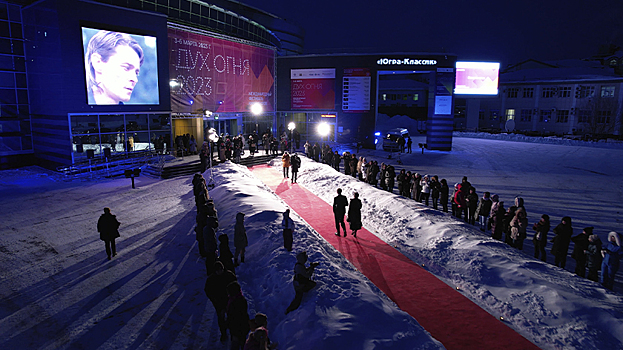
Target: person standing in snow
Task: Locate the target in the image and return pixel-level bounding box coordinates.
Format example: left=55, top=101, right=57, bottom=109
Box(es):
left=384, top=164, right=395, bottom=193
left=475, top=191, right=492, bottom=231
left=218, top=234, right=236, bottom=273
left=551, top=216, right=573, bottom=269
left=282, top=209, right=295, bottom=251
left=347, top=192, right=363, bottom=237
left=571, top=227, right=593, bottom=278
left=333, top=188, right=349, bottom=237
left=532, top=214, right=550, bottom=262
left=233, top=212, right=247, bottom=266
left=225, top=281, right=250, bottom=349
left=489, top=197, right=505, bottom=241
left=601, top=231, right=623, bottom=290
left=420, top=175, right=431, bottom=206
left=97, top=207, right=121, bottom=260
left=439, top=179, right=449, bottom=213
left=285, top=251, right=319, bottom=314
left=205, top=261, right=237, bottom=342
left=203, top=205, right=219, bottom=276
left=585, top=234, right=603, bottom=282
left=465, top=186, right=478, bottom=225
left=430, top=175, right=441, bottom=210
left=510, top=207, right=529, bottom=250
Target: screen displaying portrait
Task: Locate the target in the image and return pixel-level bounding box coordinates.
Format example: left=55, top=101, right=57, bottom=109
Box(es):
left=82, top=27, right=159, bottom=105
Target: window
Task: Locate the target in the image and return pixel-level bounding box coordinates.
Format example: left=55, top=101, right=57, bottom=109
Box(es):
left=382, top=94, right=387, bottom=101
left=576, top=86, right=595, bottom=99
left=413, top=94, right=419, bottom=101
left=577, top=110, right=591, bottom=123
left=556, top=110, right=569, bottom=123
left=520, top=109, right=532, bottom=122
left=389, top=94, right=396, bottom=100
left=558, top=86, right=571, bottom=98
left=507, top=88, right=519, bottom=98
left=539, top=110, right=551, bottom=122
left=489, top=109, right=499, bottom=121
left=479, top=110, right=485, bottom=120
left=505, top=109, right=515, bottom=120
left=523, top=88, right=534, bottom=98
left=596, top=110, right=612, bottom=124
left=601, top=86, right=615, bottom=98
left=542, top=87, right=557, bottom=98
left=402, top=94, right=408, bottom=100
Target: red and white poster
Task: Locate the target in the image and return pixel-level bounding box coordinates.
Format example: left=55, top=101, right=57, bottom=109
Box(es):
left=291, top=68, right=336, bottom=110
left=168, top=27, right=275, bottom=113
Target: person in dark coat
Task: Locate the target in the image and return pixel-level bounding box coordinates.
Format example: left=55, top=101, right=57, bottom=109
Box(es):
left=333, top=188, right=349, bottom=237
left=439, top=179, right=449, bottom=213
left=203, top=207, right=219, bottom=276
left=347, top=192, right=363, bottom=237
left=551, top=216, right=573, bottom=269
left=291, top=153, right=301, bottom=184
left=97, top=207, right=121, bottom=260
left=233, top=212, right=248, bottom=266
left=218, top=234, right=236, bottom=273
left=282, top=209, right=295, bottom=251
left=205, top=261, right=237, bottom=342
left=475, top=191, right=492, bottom=231
left=532, top=214, right=550, bottom=262
left=285, top=251, right=319, bottom=314
left=466, top=186, right=478, bottom=225
left=585, top=234, right=603, bottom=282
left=571, top=227, right=593, bottom=278
left=601, top=231, right=623, bottom=290
left=384, top=165, right=395, bottom=193
left=489, top=199, right=505, bottom=241
left=430, top=175, right=441, bottom=210
left=225, top=281, right=250, bottom=350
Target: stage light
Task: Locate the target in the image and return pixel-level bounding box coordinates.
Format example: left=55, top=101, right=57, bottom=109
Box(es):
left=250, top=102, right=263, bottom=115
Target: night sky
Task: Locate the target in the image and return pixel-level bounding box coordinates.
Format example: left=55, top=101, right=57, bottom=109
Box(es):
left=241, top=0, right=623, bottom=67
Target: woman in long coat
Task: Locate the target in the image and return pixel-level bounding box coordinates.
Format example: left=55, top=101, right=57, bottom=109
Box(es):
left=551, top=216, right=573, bottom=269
left=347, top=192, right=363, bottom=237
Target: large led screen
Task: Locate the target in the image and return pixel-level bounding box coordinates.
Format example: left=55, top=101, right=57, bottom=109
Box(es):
left=82, top=27, right=159, bottom=105
left=291, top=68, right=336, bottom=110
left=168, top=27, right=275, bottom=114
left=454, top=61, right=500, bottom=95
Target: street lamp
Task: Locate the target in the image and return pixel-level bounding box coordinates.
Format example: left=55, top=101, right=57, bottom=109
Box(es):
left=288, top=122, right=296, bottom=152
left=317, top=122, right=330, bottom=144
left=251, top=102, right=263, bottom=134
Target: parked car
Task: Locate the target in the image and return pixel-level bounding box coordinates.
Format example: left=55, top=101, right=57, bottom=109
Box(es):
left=382, top=128, right=410, bottom=151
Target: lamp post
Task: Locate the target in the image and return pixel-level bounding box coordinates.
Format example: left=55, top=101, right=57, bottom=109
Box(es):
left=288, top=122, right=296, bottom=153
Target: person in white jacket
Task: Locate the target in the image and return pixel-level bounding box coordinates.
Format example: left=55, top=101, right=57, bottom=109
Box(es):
left=420, top=175, right=431, bottom=206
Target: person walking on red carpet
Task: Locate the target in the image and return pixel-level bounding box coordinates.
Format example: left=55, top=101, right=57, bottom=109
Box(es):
left=281, top=151, right=291, bottom=178
left=347, top=192, right=362, bottom=237
left=333, top=188, right=348, bottom=237
left=290, top=153, right=301, bottom=183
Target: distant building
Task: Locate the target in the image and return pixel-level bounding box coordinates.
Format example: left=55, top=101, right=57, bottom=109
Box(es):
left=457, top=58, right=623, bottom=136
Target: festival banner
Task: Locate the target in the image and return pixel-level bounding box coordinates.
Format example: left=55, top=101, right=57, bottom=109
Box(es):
left=168, top=27, right=275, bottom=113
left=291, top=68, right=336, bottom=110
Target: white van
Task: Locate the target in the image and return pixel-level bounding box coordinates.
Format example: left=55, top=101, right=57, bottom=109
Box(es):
left=382, top=128, right=410, bottom=151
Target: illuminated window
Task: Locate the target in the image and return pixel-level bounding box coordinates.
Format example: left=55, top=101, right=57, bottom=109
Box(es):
left=556, top=110, right=569, bottom=123
left=505, top=109, right=515, bottom=120
left=523, top=88, right=534, bottom=98
left=413, top=94, right=419, bottom=101
left=576, top=86, right=595, bottom=98
left=558, top=86, right=571, bottom=98
left=520, top=109, right=532, bottom=122
left=601, top=86, right=615, bottom=98
left=382, top=94, right=387, bottom=101
left=542, top=87, right=557, bottom=98
left=507, top=88, right=519, bottom=98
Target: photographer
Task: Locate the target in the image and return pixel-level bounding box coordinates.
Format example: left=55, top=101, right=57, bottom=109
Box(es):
left=285, top=251, right=319, bottom=314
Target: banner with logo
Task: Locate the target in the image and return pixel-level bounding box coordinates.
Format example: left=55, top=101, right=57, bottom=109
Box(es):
left=291, top=68, right=336, bottom=110
left=168, top=27, right=275, bottom=114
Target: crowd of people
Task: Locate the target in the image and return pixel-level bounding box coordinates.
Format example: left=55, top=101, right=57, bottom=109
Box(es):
left=192, top=172, right=318, bottom=349
left=291, top=147, right=622, bottom=291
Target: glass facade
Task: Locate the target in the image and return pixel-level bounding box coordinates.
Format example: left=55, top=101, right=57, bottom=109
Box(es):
left=0, top=1, right=31, bottom=155
left=69, top=112, right=171, bottom=162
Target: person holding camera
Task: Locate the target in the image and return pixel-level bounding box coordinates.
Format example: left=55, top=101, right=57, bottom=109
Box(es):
left=285, top=251, right=319, bottom=314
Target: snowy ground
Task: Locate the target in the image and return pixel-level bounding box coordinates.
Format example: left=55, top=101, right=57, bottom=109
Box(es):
left=0, top=136, right=622, bottom=350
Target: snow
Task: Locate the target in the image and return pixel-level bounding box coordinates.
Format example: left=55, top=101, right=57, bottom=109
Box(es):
left=1, top=135, right=623, bottom=350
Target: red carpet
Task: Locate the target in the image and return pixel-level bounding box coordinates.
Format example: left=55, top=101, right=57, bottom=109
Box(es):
left=250, top=164, right=540, bottom=350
